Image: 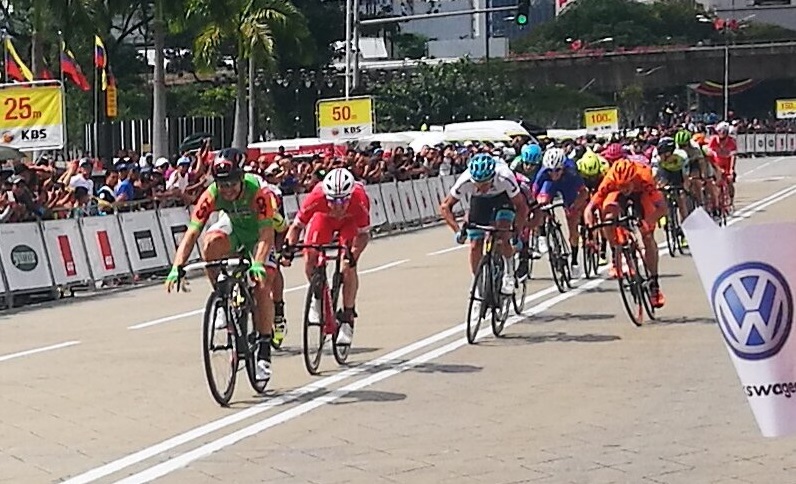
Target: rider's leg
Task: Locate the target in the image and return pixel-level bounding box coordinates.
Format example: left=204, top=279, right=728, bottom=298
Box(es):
left=495, top=209, right=516, bottom=294
left=600, top=194, right=622, bottom=278
left=338, top=228, right=368, bottom=345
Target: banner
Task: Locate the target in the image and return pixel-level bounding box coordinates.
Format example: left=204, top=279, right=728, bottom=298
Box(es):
left=584, top=107, right=619, bottom=135
left=683, top=209, right=796, bottom=437
left=776, top=99, right=796, bottom=120
left=316, top=96, right=374, bottom=140
left=0, top=222, right=53, bottom=292
left=0, top=82, right=65, bottom=150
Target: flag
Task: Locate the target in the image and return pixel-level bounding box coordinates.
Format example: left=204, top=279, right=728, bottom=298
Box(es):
left=107, top=65, right=116, bottom=88
left=38, top=63, right=53, bottom=80
left=60, top=42, right=90, bottom=91
left=94, top=35, right=107, bottom=91
left=4, top=37, right=34, bottom=82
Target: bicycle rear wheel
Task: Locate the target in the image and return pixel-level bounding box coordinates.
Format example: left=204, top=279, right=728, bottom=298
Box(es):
left=202, top=291, right=238, bottom=406
left=512, top=252, right=528, bottom=314
left=466, top=257, right=490, bottom=344
left=331, top=271, right=350, bottom=365
left=664, top=199, right=679, bottom=257
left=302, top=270, right=326, bottom=375
left=616, top=247, right=644, bottom=327
left=491, top=255, right=509, bottom=337
left=633, top=245, right=656, bottom=320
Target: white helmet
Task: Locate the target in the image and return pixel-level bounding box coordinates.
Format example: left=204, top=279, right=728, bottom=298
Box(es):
left=542, top=147, right=566, bottom=170
left=716, top=121, right=730, bottom=134
left=322, top=168, right=355, bottom=199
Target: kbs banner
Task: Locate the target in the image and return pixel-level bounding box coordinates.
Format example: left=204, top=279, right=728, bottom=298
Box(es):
left=0, top=82, right=65, bottom=150
left=684, top=210, right=796, bottom=437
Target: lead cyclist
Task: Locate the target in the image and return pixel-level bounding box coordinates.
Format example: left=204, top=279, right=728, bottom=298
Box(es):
left=165, top=148, right=286, bottom=381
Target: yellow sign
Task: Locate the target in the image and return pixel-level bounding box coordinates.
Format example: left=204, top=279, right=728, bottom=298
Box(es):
left=0, top=83, right=65, bottom=150
left=776, top=99, right=796, bottom=119
left=316, top=96, right=374, bottom=139
left=106, top=84, right=118, bottom=118
left=584, top=107, right=619, bottom=134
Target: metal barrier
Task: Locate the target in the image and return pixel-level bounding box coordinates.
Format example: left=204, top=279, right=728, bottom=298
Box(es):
left=0, top=175, right=462, bottom=309
left=735, top=133, right=796, bottom=157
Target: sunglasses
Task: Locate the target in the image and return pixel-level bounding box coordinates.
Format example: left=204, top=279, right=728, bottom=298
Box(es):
left=326, top=196, right=351, bottom=206
left=217, top=180, right=239, bottom=189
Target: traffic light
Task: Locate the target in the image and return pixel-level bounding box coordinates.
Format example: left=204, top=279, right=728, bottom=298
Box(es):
left=516, top=0, right=529, bottom=25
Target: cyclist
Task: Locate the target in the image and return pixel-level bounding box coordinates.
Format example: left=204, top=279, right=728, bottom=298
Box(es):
left=674, top=129, right=720, bottom=216
left=584, top=159, right=667, bottom=308
left=577, top=150, right=610, bottom=264
left=165, top=148, right=285, bottom=381
left=706, top=121, right=737, bottom=208
left=283, top=168, right=370, bottom=346
left=440, top=153, right=529, bottom=296
left=533, top=147, right=589, bottom=278
left=259, top=164, right=289, bottom=347
left=511, top=143, right=546, bottom=261
left=653, top=138, right=689, bottom=238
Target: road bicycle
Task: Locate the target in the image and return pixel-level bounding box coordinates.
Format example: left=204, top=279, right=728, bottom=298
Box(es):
left=284, top=242, right=352, bottom=375
left=660, top=185, right=687, bottom=257
left=541, top=200, right=572, bottom=293
left=462, top=223, right=515, bottom=344
left=579, top=208, right=604, bottom=279
left=590, top=212, right=656, bottom=327
left=177, top=257, right=269, bottom=406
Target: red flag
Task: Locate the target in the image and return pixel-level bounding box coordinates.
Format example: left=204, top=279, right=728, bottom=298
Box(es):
left=60, top=42, right=91, bottom=91
left=38, top=66, right=53, bottom=80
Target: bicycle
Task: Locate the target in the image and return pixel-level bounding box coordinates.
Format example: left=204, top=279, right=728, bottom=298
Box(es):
left=540, top=200, right=572, bottom=293
left=512, top=228, right=535, bottom=314
left=715, top=172, right=734, bottom=227
left=660, top=185, right=686, bottom=257
left=462, top=223, right=515, bottom=344
left=284, top=242, right=352, bottom=375
left=579, top=208, right=604, bottom=279
left=590, top=212, right=656, bottom=327
left=177, top=257, right=269, bottom=406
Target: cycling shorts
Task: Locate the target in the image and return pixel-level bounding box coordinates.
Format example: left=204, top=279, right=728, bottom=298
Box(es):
left=601, top=190, right=664, bottom=226
left=467, top=193, right=516, bottom=240
left=656, top=168, right=684, bottom=187
left=207, top=213, right=278, bottom=270
left=303, top=212, right=366, bottom=250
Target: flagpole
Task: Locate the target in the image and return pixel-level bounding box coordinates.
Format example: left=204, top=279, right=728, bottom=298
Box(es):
left=93, top=55, right=98, bottom=159
left=1, top=29, right=7, bottom=83
left=58, top=31, right=69, bottom=160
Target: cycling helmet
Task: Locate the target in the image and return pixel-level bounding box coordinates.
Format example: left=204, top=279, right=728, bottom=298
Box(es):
left=542, top=147, right=566, bottom=170
left=602, top=143, right=624, bottom=162
left=716, top=121, right=730, bottom=135
left=674, top=130, right=692, bottom=147
left=212, top=148, right=245, bottom=182
left=657, top=137, right=675, bottom=155
left=577, top=152, right=603, bottom=177
left=571, top=145, right=587, bottom=162
left=322, top=167, right=356, bottom=199
left=468, top=153, right=496, bottom=182
left=520, top=144, right=542, bottom=165
left=611, top=159, right=636, bottom=186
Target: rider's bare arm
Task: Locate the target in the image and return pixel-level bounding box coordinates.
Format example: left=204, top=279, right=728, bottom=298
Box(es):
left=439, top=194, right=460, bottom=233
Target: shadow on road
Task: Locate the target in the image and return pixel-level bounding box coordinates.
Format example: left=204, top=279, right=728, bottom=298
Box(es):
left=273, top=346, right=381, bottom=358
left=652, top=316, right=715, bottom=326
left=517, top=312, right=616, bottom=324
left=329, top=389, right=407, bottom=405
left=481, top=331, right=621, bottom=346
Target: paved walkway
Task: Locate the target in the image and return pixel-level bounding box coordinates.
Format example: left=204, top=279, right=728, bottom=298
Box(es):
left=1, top=157, right=796, bottom=484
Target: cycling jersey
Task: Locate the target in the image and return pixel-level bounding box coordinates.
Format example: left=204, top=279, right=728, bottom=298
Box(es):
left=592, top=162, right=664, bottom=222
left=657, top=152, right=686, bottom=172
left=450, top=164, right=520, bottom=200
left=295, top=182, right=371, bottom=247
left=532, top=158, right=585, bottom=208
left=707, top=135, right=737, bottom=170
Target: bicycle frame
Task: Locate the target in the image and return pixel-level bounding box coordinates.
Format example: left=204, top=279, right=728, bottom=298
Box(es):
left=290, top=242, right=347, bottom=335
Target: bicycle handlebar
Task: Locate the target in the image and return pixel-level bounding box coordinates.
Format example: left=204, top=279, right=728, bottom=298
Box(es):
left=175, top=257, right=251, bottom=292
left=287, top=243, right=347, bottom=252
left=461, top=223, right=514, bottom=233
left=539, top=200, right=565, bottom=212
left=588, top=215, right=637, bottom=231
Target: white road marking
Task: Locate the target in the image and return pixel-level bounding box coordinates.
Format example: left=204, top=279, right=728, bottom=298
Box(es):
left=738, top=156, right=787, bottom=180
left=127, top=259, right=408, bottom=330
left=427, top=245, right=467, bottom=256
left=63, top=183, right=796, bottom=483
left=0, top=341, right=80, bottom=363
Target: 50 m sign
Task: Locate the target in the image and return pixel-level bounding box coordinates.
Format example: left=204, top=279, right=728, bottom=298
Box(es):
left=0, top=82, right=65, bottom=150
left=316, top=96, right=374, bottom=140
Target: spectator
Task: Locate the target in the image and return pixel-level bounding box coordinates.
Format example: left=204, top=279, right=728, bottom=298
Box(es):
left=115, top=165, right=136, bottom=204
left=69, top=158, right=95, bottom=194
left=166, top=156, right=192, bottom=200
left=97, top=169, right=118, bottom=212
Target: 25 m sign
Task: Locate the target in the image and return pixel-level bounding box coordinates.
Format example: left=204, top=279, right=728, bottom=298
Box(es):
left=0, top=82, right=65, bottom=150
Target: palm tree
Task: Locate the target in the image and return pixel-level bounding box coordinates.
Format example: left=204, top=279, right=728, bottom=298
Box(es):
left=188, top=0, right=310, bottom=149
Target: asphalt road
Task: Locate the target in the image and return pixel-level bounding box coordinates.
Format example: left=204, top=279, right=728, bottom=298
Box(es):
left=1, top=156, right=795, bottom=484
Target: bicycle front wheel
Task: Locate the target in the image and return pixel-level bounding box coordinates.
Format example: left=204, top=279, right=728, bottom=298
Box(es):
left=331, top=271, right=350, bottom=365
left=466, top=257, right=490, bottom=344
left=546, top=224, right=568, bottom=293
left=202, top=291, right=238, bottom=406
left=512, top=252, right=528, bottom=314
left=616, top=247, right=644, bottom=327
left=302, top=270, right=326, bottom=375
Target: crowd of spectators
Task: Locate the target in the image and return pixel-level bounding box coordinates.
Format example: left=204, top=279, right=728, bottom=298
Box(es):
left=1, top=113, right=790, bottom=224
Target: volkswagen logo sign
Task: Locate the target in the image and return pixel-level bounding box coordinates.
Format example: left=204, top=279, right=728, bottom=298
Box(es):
left=711, top=261, right=793, bottom=361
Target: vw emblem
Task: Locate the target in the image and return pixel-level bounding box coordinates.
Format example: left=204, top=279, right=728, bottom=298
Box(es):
left=711, top=262, right=793, bottom=361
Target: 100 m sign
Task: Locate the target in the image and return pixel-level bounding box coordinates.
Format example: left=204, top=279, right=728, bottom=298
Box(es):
left=589, top=113, right=612, bottom=124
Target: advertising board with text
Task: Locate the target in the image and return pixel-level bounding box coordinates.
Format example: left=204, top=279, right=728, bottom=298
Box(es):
left=775, top=99, right=796, bottom=119
left=316, top=96, right=374, bottom=140
left=584, top=107, right=619, bottom=135
left=0, top=82, right=65, bottom=150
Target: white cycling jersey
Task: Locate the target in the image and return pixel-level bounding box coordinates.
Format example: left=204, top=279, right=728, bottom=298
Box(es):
left=450, top=164, right=520, bottom=199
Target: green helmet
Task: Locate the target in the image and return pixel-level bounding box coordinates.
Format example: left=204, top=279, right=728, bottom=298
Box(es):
left=577, top=151, right=603, bottom=177
left=674, top=130, right=692, bottom=147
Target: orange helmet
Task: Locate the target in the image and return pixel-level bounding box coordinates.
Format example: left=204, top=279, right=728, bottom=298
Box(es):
left=693, top=133, right=706, bottom=146
left=611, top=159, right=636, bottom=186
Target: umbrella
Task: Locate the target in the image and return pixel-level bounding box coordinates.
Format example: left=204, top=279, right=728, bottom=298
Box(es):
left=179, top=132, right=213, bottom=153
left=0, top=146, right=24, bottom=161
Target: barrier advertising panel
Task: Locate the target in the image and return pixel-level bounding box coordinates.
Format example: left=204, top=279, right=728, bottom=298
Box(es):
left=41, top=219, right=91, bottom=286
left=117, top=211, right=170, bottom=273
left=80, top=215, right=131, bottom=279
left=0, top=222, right=53, bottom=291
left=157, top=207, right=200, bottom=263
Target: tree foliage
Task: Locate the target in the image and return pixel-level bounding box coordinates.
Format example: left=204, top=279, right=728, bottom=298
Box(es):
left=374, top=60, right=604, bottom=131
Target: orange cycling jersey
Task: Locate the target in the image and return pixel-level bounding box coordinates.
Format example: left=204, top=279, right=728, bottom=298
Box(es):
left=591, top=161, right=658, bottom=208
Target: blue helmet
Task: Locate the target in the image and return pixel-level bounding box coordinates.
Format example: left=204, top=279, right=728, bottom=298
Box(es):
left=468, top=154, right=496, bottom=182
left=521, top=144, right=542, bottom=165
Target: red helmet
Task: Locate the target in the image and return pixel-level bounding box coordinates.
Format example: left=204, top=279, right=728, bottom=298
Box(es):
left=602, top=143, right=625, bottom=162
